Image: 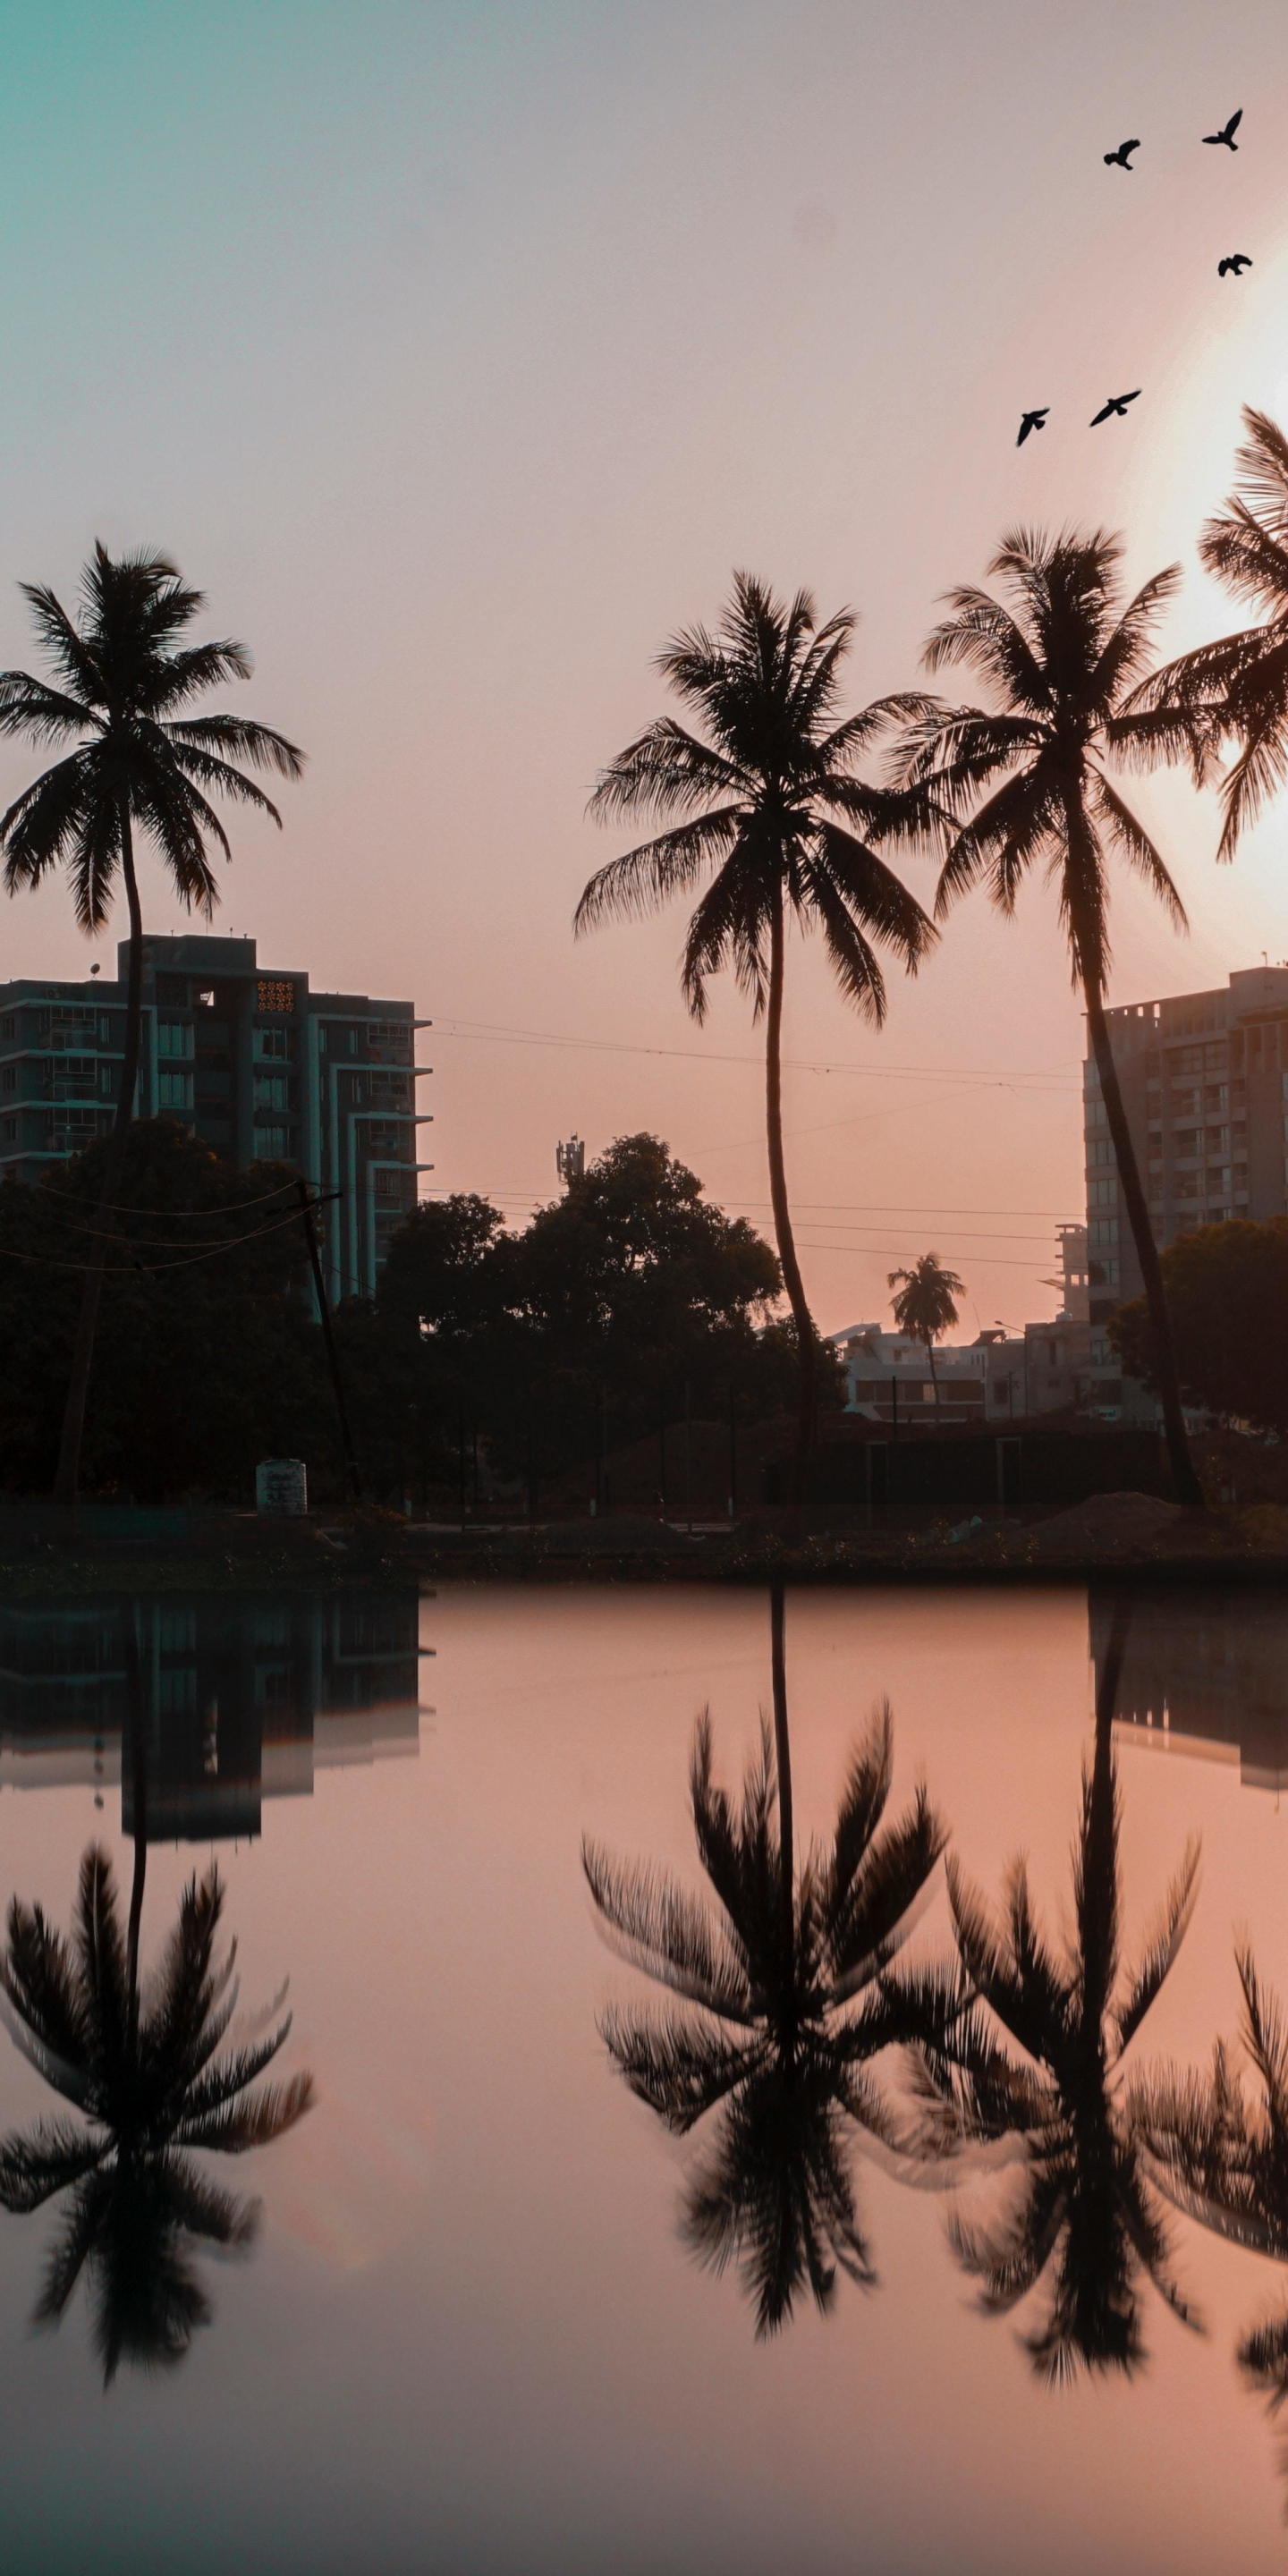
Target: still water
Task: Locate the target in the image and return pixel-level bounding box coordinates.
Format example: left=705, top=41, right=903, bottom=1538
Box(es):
left=3, top=1580, right=1288, bottom=2573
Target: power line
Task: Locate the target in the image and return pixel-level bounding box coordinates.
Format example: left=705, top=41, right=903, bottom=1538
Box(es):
left=436, top=1015, right=1083, bottom=1094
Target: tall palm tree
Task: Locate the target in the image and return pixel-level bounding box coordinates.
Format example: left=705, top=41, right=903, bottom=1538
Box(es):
left=0, top=1847, right=313, bottom=2383
left=577, top=573, right=936, bottom=1503
left=895, top=529, right=1207, bottom=1505
left=911, top=1609, right=1203, bottom=2379
left=583, top=1583, right=946, bottom=2334
left=887, top=1251, right=965, bottom=1411
left=0, top=545, right=304, bottom=1510
left=1127, top=407, right=1288, bottom=860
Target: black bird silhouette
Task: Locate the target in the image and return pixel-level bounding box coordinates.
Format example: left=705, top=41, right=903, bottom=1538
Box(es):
left=1203, top=110, right=1242, bottom=148
left=1017, top=409, right=1049, bottom=446
left=1104, top=139, right=1140, bottom=169
left=1218, top=254, right=1252, bottom=277
left=1090, top=391, right=1141, bottom=427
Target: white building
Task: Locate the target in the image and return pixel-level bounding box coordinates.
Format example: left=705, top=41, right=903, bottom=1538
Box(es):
left=832, top=1230, right=1093, bottom=1425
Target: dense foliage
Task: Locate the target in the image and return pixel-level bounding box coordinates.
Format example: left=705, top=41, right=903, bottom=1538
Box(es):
left=0, top=1123, right=826, bottom=1502
left=1109, top=1217, right=1288, bottom=1433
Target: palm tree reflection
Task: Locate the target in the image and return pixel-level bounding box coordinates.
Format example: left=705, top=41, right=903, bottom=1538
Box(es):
left=583, top=1582, right=946, bottom=2334
left=0, top=1618, right=313, bottom=2382
left=913, top=1607, right=1203, bottom=2380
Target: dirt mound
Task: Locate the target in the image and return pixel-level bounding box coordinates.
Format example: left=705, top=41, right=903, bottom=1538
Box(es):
left=1028, top=1490, right=1187, bottom=1555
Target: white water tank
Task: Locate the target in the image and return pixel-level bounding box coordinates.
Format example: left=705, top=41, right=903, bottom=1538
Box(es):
left=256, top=1458, right=308, bottom=1516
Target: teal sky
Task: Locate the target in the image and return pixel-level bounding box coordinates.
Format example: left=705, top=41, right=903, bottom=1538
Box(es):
left=4, top=0, right=1288, bottom=1325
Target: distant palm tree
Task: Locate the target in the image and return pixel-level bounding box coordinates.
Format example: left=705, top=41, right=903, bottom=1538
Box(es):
left=888, top=1252, right=965, bottom=1411
left=896, top=529, right=1207, bottom=1504
left=1127, top=408, right=1288, bottom=860
left=0, top=1842, right=313, bottom=2382
left=0, top=546, right=304, bottom=1510
left=911, top=1611, right=1203, bottom=2379
left=583, top=1583, right=946, bottom=2334
left=577, top=573, right=936, bottom=1502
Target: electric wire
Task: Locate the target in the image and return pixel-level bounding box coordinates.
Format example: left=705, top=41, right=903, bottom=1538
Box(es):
left=436, top=1014, right=1083, bottom=1093
left=0, top=1199, right=322, bottom=1276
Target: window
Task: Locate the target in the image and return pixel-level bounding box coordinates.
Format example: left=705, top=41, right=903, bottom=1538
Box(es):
left=0, top=1067, right=13, bottom=1094
left=1204, top=1042, right=1226, bottom=1071
left=1174, top=1128, right=1199, bottom=1156
left=194, top=987, right=216, bottom=1009
left=1089, top=1217, right=1119, bottom=1248
left=1207, top=1124, right=1230, bottom=1153
left=257, top=979, right=295, bottom=1013
left=254, top=1073, right=289, bottom=1111
left=0, top=1016, right=13, bottom=1039
left=1172, top=1046, right=1203, bottom=1077
left=1087, top=1137, right=1114, bottom=1166
left=1206, top=1083, right=1229, bottom=1113
left=157, top=1021, right=192, bottom=1059
left=1085, top=1097, right=1108, bottom=1128
left=374, top=1168, right=402, bottom=1201
left=255, top=1028, right=292, bottom=1060
left=1088, top=1176, right=1115, bottom=1208
left=157, top=1070, right=193, bottom=1113
left=256, top=1126, right=288, bottom=1160
left=1, top=1118, right=14, bottom=1144
left=1090, top=1334, right=1113, bottom=1366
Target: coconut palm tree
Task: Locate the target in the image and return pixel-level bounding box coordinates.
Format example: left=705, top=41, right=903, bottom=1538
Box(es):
left=911, top=1609, right=1203, bottom=2379
left=576, top=572, right=936, bottom=1502
left=887, top=1251, right=965, bottom=1411
left=1127, top=407, right=1288, bottom=860
left=0, top=1845, right=313, bottom=2383
left=582, top=1583, right=946, bottom=2334
left=0, top=545, right=304, bottom=1510
left=895, top=529, right=1208, bottom=1505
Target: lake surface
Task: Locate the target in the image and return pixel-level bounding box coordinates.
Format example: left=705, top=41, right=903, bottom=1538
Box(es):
left=4, top=1579, right=1288, bottom=2573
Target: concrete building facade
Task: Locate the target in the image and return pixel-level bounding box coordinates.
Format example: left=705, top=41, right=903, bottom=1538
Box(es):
left=0, top=932, right=432, bottom=1301
left=1084, top=964, right=1288, bottom=1408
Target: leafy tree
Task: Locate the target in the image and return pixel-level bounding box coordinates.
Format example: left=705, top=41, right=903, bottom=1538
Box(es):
left=583, top=1585, right=945, bottom=2334
left=1129, top=407, right=1288, bottom=859
left=0, top=546, right=303, bottom=1509
left=1108, top=1216, right=1288, bottom=1433
left=0, top=1120, right=326, bottom=1499
left=911, top=1611, right=1203, bottom=2379
left=887, top=1251, right=965, bottom=1410
left=896, top=530, right=1208, bottom=1504
left=577, top=572, right=935, bottom=1502
left=378, top=1193, right=513, bottom=1342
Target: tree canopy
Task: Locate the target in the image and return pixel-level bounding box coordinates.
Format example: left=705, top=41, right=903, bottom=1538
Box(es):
left=1109, top=1218, right=1288, bottom=1433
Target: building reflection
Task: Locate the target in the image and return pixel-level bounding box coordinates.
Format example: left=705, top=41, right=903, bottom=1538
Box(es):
left=1089, top=1587, right=1288, bottom=1796
left=0, top=1589, right=426, bottom=1839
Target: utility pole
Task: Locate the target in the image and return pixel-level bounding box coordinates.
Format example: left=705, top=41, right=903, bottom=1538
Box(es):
left=296, top=1180, right=362, bottom=1504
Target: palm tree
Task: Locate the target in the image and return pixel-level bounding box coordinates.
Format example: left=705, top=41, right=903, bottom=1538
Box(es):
left=1139, top=1946, right=1288, bottom=2474
left=0, top=545, right=304, bottom=1510
left=895, top=529, right=1207, bottom=1505
left=911, top=1609, right=1203, bottom=2379
left=576, top=573, right=936, bottom=1503
left=1127, top=407, right=1288, bottom=860
left=582, top=1582, right=946, bottom=2333
left=888, top=1251, right=965, bottom=1411
left=0, top=1845, right=313, bottom=2382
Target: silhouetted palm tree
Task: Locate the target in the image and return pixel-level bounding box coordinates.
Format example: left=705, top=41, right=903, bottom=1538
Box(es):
left=896, top=530, right=1207, bottom=1504
left=577, top=573, right=936, bottom=1501
left=0, top=1845, right=313, bottom=2381
left=0, top=546, right=304, bottom=1509
left=911, top=1612, right=1202, bottom=2378
left=583, top=1584, right=946, bottom=2333
left=1128, top=408, right=1288, bottom=860
left=1140, top=1946, right=1288, bottom=2474
left=888, top=1252, right=965, bottom=1411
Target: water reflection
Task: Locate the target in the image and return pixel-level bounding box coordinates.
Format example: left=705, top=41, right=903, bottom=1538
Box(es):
left=0, top=1589, right=422, bottom=1837
left=0, top=1607, right=318, bottom=2380
left=914, top=1608, right=1205, bottom=2380
left=583, top=1582, right=946, bottom=2334
left=1091, top=1586, right=1288, bottom=1796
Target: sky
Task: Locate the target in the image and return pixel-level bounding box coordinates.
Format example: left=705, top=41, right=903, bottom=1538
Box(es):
left=3, top=0, right=1288, bottom=1329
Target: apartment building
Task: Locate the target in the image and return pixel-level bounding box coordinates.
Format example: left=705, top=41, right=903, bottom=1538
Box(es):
left=1084, top=964, right=1288, bottom=1407
left=0, top=931, right=432, bottom=1301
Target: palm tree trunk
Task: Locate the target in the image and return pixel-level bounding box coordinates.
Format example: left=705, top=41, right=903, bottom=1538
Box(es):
left=1084, top=987, right=1203, bottom=1507
left=52, top=806, right=143, bottom=1514
left=123, top=1610, right=148, bottom=2050
left=766, top=890, right=817, bottom=1505
left=1082, top=1599, right=1131, bottom=2037
left=927, top=1336, right=939, bottom=1411
left=769, top=1579, right=793, bottom=1992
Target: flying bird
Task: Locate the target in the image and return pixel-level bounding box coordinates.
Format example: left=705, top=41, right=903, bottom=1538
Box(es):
left=1104, top=138, right=1140, bottom=168
left=1017, top=408, right=1048, bottom=446
left=1218, top=253, right=1252, bottom=276
left=1090, top=390, right=1140, bottom=426
left=1203, top=109, right=1242, bottom=148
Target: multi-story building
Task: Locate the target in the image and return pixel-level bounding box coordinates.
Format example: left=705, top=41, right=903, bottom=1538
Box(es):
left=1084, top=964, right=1288, bottom=1408
left=0, top=932, right=432, bottom=1301
left=834, top=1226, right=1093, bottom=1425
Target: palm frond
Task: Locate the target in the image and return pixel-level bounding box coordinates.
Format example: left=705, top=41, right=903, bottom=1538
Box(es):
left=1113, top=1836, right=1200, bottom=2057
left=582, top=1839, right=754, bottom=2021
left=598, top=2005, right=760, bottom=2131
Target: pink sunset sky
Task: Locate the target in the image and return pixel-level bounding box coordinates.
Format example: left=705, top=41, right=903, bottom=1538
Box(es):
left=4, top=0, right=1288, bottom=1330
